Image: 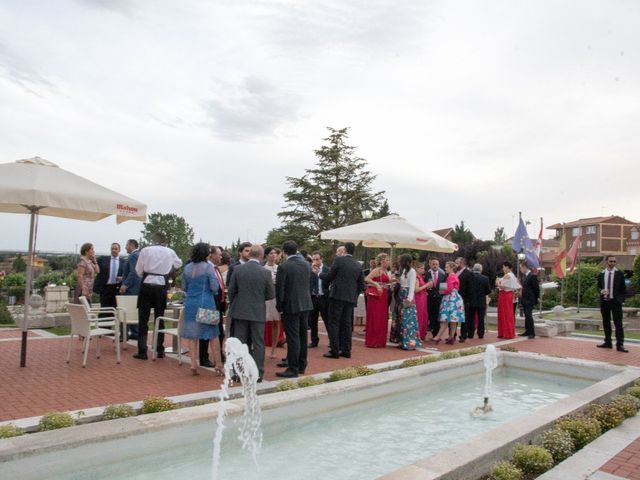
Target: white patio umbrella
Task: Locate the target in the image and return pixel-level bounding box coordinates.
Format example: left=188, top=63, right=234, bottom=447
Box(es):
left=0, top=157, right=147, bottom=367
left=320, top=214, right=458, bottom=257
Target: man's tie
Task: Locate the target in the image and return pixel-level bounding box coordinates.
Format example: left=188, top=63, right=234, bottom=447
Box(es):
left=214, top=268, right=225, bottom=303
left=607, top=271, right=613, bottom=300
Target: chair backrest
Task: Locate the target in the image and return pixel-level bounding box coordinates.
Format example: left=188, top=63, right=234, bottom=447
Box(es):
left=116, top=295, right=138, bottom=322
left=78, top=296, right=92, bottom=313
left=66, top=303, right=91, bottom=337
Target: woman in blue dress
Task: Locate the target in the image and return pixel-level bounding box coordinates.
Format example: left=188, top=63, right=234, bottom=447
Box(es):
left=182, top=243, right=221, bottom=375
left=398, top=254, right=422, bottom=350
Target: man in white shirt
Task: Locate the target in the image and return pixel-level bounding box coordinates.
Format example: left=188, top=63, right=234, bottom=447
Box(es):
left=133, top=231, right=183, bottom=360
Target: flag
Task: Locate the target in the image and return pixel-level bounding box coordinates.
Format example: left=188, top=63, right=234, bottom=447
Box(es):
left=534, top=218, right=543, bottom=260
left=512, top=216, right=540, bottom=268
left=567, top=235, right=581, bottom=274
left=554, top=234, right=567, bottom=279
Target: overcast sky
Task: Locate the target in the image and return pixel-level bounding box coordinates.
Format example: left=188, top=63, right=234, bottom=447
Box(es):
left=1, top=0, right=639, bottom=254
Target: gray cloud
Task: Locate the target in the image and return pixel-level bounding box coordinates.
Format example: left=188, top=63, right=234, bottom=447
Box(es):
left=202, top=76, right=304, bottom=140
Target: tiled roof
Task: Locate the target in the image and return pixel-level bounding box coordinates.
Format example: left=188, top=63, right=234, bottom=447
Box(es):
left=547, top=216, right=638, bottom=229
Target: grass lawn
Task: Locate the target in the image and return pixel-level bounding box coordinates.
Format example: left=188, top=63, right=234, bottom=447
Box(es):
left=573, top=328, right=640, bottom=340
left=45, top=325, right=71, bottom=336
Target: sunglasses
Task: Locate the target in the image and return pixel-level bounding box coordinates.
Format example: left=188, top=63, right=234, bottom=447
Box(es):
left=608, top=260, right=617, bottom=264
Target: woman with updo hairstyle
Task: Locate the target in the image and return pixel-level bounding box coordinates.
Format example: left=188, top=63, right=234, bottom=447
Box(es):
left=496, top=261, right=521, bottom=339
left=397, top=254, right=421, bottom=350
left=435, top=261, right=465, bottom=344
left=181, top=242, right=222, bottom=376
left=364, top=253, right=391, bottom=347
left=74, top=242, right=99, bottom=304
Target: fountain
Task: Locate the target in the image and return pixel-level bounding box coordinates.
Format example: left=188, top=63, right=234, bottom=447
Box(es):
left=212, top=337, right=262, bottom=479
left=472, top=344, right=498, bottom=417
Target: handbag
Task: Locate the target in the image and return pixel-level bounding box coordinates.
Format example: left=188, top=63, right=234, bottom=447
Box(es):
left=365, top=285, right=382, bottom=297
left=195, top=272, right=220, bottom=325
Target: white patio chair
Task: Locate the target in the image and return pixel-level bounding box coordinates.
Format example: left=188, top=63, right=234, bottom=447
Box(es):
left=78, top=296, right=118, bottom=332
left=66, top=303, right=121, bottom=367
left=116, top=295, right=139, bottom=348
left=152, top=307, right=184, bottom=364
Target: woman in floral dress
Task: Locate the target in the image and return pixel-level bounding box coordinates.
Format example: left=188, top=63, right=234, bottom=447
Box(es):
left=435, top=261, right=465, bottom=344
left=398, top=254, right=421, bottom=350
left=74, top=242, right=99, bottom=304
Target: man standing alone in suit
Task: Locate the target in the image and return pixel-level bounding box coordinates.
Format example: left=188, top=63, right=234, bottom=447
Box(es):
left=275, top=240, right=313, bottom=378
left=518, top=261, right=540, bottom=339
left=227, top=245, right=275, bottom=381
left=597, top=255, right=628, bottom=352
left=93, top=242, right=124, bottom=311
left=308, top=251, right=329, bottom=348
left=320, top=242, right=365, bottom=359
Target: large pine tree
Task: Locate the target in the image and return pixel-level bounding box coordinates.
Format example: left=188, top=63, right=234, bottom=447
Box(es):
left=273, top=127, right=387, bottom=247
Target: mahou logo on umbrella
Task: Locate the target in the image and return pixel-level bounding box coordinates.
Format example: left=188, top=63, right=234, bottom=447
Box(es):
left=117, top=203, right=139, bottom=214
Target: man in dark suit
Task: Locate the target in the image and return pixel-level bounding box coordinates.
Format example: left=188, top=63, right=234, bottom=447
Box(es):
left=320, top=242, right=365, bottom=359
left=597, top=255, right=628, bottom=352
left=225, top=241, right=252, bottom=337
left=119, top=239, right=140, bottom=339
left=518, top=261, right=540, bottom=339
left=455, top=257, right=474, bottom=342
left=227, top=245, right=275, bottom=380
left=467, top=263, right=492, bottom=339
left=93, top=242, right=124, bottom=311
left=308, top=250, right=329, bottom=348
left=425, top=258, right=446, bottom=337
left=275, top=240, right=313, bottom=378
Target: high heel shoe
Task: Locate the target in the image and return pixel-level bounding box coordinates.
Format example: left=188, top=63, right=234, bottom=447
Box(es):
left=433, top=337, right=441, bottom=344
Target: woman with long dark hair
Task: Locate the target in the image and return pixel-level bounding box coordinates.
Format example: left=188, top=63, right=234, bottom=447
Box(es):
left=398, top=254, right=421, bottom=350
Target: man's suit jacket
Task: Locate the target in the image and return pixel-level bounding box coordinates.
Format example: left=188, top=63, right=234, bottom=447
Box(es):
left=93, top=256, right=124, bottom=294
left=425, top=268, right=446, bottom=301
left=468, top=272, right=492, bottom=308
left=310, top=265, right=329, bottom=296
left=520, top=271, right=540, bottom=307
left=457, top=267, right=474, bottom=303
left=276, top=254, right=313, bottom=314
left=320, top=255, right=365, bottom=305
left=227, top=260, right=275, bottom=322
left=597, top=269, right=626, bottom=305
left=122, top=250, right=141, bottom=295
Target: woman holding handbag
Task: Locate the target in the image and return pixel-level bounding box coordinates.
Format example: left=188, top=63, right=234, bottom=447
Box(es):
left=182, top=242, right=222, bottom=376
left=364, top=253, right=391, bottom=348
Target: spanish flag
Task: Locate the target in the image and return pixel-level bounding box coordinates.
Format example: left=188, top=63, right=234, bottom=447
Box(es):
left=554, top=234, right=567, bottom=279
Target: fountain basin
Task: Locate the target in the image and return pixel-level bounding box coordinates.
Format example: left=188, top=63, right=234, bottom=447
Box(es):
left=1, top=351, right=638, bottom=480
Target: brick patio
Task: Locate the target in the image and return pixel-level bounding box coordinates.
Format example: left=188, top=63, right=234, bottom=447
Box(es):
left=600, top=437, right=640, bottom=479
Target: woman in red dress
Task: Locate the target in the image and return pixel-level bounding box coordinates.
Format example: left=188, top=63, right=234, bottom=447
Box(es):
left=414, top=262, right=429, bottom=341
left=496, top=261, right=521, bottom=339
left=364, top=253, right=391, bottom=348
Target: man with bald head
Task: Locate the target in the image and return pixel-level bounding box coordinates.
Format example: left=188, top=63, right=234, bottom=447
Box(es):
left=227, top=244, right=275, bottom=381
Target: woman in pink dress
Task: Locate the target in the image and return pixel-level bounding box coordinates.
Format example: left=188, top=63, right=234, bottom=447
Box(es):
left=496, top=261, right=521, bottom=339
left=414, top=262, right=429, bottom=341
left=364, top=253, right=391, bottom=348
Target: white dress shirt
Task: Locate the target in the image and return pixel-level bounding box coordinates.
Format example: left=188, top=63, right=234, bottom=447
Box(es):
left=135, top=245, right=183, bottom=285
left=400, top=268, right=417, bottom=302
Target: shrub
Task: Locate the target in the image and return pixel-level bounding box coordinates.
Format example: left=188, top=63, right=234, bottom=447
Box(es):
left=500, top=346, right=519, bottom=352
left=635, top=378, right=640, bottom=387
left=626, top=386, right=640, bottom=399
left=328, top=367, right=359, bottom=382
left=401, top=356, right=440, bottom=368
left=39, top=412, right=75, bottom=431
left=274, top=380, right=299, bottom=392
left=440, top=351, right=460, bottom=360
left=458, top=346, right=485, bottom=356
left=537, top=428, right=575, bottom=464
left=102, top=404, right=136, bottom=420
left=588, top=403, right=624, bottom=431
left=512, top=443, right=554, bottom=475
left=488, top=460, right=523, bottom=480
left=0, top=424, right=24, bottom=438
left=609, top=394, right=640, bottom=418
left=353, top=365, right=375, bottom=376
left=0, top=299, right=14, bottom=324
left=297, top=377, right=325, bottom=388
left=555, top=414, right=602, bottom=450
left=140, top=396, right=176, bottom=414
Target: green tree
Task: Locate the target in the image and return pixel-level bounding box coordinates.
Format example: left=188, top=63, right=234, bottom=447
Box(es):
left=12, top=254, right=26, bottom=273
left=141, top=212, right=195, bottom=261
left=632, top=255, right=640, bottom=292
left=493, top=227, right=506, bottom=245
left=274, top=127, right=387, bottom=250
left=451, top=220, right=474, bottom=246
left=561, top=262, right=602, bottom=307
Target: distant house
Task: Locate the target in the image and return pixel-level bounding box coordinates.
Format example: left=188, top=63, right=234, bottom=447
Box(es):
left=0, top=255, right=48, bottom=275
left=547, top=216, right=640, bottom=269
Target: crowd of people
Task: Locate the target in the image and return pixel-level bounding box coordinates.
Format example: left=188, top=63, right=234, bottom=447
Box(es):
left=72, top=233, right=629, bottom=382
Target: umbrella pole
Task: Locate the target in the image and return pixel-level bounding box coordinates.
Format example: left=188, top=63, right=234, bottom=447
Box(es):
left=20, top=207, right=38, bottom=368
